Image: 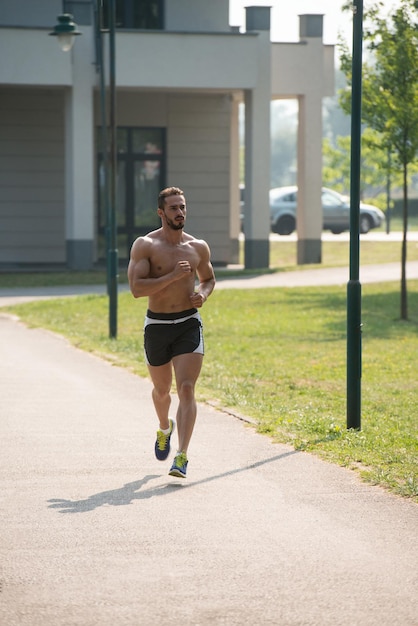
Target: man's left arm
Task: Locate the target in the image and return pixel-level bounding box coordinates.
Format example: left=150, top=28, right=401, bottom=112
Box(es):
left=190, top=241, right=215, bottom=308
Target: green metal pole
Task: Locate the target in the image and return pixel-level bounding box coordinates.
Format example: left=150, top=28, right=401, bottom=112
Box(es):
left=108, top=0, right=118, bottom=338
left=95, top=1, right=110, bottom=295
left=347, top=0, right=363, bottom=430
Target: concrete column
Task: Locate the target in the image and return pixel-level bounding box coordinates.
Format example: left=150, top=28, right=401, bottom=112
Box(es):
left=297, top=92, right=322, bottom=264
left=64, top=25, right=95, bottom=270
left=229, top=94, right=241, bottom=265
left=243, top=6, right=271, bottom=269
left=296, top=15, right=324, bottom=264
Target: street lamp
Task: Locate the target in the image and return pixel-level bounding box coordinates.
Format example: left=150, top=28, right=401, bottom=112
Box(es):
left=50, top=4, right=118, bottom=339
left=49, top=13, right=81, bottom=51
left=347, top=0, right=363, bottom=430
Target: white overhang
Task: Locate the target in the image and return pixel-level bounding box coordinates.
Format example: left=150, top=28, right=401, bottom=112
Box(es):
left=0, top=27, right=334, bottom=99
left=114, top=31, right=259, bottom=89
left=0, top=28, right=72, bottom=85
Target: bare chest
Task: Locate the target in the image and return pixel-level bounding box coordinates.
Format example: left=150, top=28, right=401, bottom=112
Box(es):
left=149, top=242, right=200, bottom=277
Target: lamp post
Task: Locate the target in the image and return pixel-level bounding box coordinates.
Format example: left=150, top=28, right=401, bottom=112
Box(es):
left=50, top=4, right=118, bottom=339
left=107, top=0, right=118, bottom=339
left=347, top=0, right=363, bottom=430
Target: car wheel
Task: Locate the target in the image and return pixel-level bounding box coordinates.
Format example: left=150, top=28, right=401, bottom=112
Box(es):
left=330, top=228, right=345, bottom=234
left=359, top=214, right=372, bottom=234
left=274, top=215, right=296, bottom=236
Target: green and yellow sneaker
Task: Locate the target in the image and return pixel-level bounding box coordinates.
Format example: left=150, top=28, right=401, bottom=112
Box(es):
left=168, top=452, right=188, bottom=478
left=154, top=419, right=175, bottom=461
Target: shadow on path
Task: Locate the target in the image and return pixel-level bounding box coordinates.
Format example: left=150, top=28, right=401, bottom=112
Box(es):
left=47, top=450, right=299, bottom=514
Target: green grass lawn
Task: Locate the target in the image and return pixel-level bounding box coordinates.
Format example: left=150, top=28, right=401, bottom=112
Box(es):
left=269, top=236, right=418, bottom=269
left=3, top=280, right=417, bottom=502
left=379, top=216, right=418, bottom=232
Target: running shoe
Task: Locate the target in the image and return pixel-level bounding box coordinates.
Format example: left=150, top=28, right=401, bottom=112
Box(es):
left=154, top=419, right=175, bottom=461
left=168, top=452, right=188, bottom=478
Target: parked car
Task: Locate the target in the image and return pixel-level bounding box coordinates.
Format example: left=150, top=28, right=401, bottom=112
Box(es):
left=270, top=186, right=385, bottom=235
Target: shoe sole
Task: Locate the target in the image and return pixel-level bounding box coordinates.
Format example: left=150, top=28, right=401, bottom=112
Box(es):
left=168, top=468, right=187, bottom=478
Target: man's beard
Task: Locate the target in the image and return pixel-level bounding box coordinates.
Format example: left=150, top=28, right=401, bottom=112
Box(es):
left=166, top=217, right=184, bottom=230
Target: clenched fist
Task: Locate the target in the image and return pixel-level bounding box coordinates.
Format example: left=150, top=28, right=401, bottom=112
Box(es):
left=190, top=291, right=206, bottom=308
left=172, top=260, right=193, bottom=280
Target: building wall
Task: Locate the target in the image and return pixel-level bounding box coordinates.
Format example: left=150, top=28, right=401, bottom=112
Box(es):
left=167, top=94, right=231, bottom=265
left=0, top=86, right=231, bottom=268
left=165, top=0, right=229, bottom=32
left=0, top=0, right=229, bottom=32
left=115, top=92, right=168, bottom=127
left=114, top=91, right=231, bottom=265
left=0, top=0, right=62, bottom=27
left=114, top=31, right=258, bottom=90
left=0, top=87, right=65, bottom=265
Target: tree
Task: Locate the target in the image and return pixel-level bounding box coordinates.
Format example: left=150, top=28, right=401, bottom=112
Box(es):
left=322, top=128, right=406, bottom=206
left=339, top=0, right=418, bottom=320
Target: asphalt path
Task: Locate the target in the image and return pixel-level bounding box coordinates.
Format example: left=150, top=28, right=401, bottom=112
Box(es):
left=1, top=256, right=417, bottom=625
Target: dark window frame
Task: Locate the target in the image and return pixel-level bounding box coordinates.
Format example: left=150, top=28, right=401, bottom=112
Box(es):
left=97, top=126, right=166, bottom=262
left=102, top=0, right=164, bottom=30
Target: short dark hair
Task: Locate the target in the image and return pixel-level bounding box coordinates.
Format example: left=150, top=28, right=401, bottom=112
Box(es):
left=158, top=186, right=184, bottom=209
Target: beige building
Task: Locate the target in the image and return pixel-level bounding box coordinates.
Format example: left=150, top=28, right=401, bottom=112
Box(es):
left=0, top=0, right=334, bottom=270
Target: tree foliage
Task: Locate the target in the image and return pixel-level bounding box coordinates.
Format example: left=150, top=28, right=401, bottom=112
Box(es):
left=324, top=131, right=389, bottom=198
left=323, top=128, right=409, bottom=208
left=339, top=0, right=418, bottom=320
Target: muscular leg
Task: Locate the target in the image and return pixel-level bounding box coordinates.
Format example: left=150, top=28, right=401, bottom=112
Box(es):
left=172, top=352, right=203, bottom=454
left=147, top=362, right=173, bottom=430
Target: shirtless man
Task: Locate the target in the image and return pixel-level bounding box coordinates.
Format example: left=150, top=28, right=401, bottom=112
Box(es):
left=127, top=186, right=215, bottom=478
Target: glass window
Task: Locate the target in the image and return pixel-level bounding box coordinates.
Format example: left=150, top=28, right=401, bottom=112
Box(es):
left=134, top=160, right=161, bottom=229
left=117, top=128, right=128, bottom=153
left=102, top=0, right=163, bottom=30
left=134, top=0, right=162, bottom=29
left=97, top=146, right=127, bottom=228
left=98, top=161, right=107, bottom=229
left=97, top=126, right=165, bottom=261
left=116, top=160, right=127, bottom=227
left=132, top=129, right=163, bottom=154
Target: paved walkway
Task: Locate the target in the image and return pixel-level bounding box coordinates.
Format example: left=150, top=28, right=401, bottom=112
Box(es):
left=0, top=265, right=417, bottom=625
left=1, top=261, right=418, bottom=308
left=216, top=260, right=418, bottom=289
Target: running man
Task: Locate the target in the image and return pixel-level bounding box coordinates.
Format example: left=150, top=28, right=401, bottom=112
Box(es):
left=127, top=186, right=216, bottom=478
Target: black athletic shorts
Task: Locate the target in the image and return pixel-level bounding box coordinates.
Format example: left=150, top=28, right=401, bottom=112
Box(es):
left=143, top=308, right=204, bottom=367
